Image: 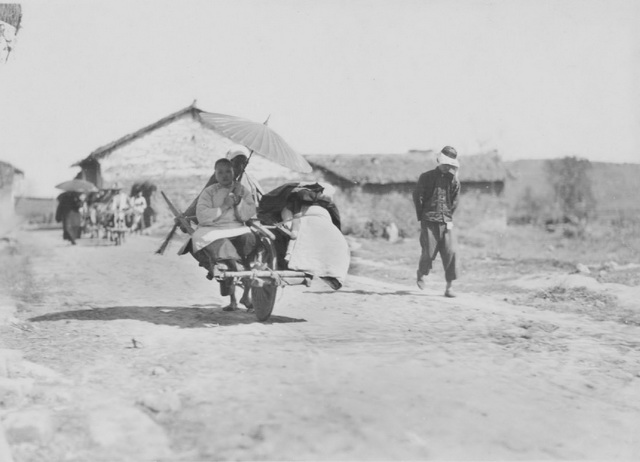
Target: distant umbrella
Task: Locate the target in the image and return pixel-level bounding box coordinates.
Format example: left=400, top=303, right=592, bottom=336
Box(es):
left=199, top=112, right=312, bottom=173
left=55, top=179, right=99, bottom=193
left=130, top=180, right=157, bottom=197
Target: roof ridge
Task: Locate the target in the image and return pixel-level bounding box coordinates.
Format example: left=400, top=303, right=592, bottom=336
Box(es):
left=73, top=102, right=202, bottom=166
left=306, top=151, right=507, bottom=184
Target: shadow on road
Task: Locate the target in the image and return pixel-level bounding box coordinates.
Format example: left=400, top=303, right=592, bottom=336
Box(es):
left=310, top=289, right=430, bottom=296
left=29, top=305, right=306, bottom=328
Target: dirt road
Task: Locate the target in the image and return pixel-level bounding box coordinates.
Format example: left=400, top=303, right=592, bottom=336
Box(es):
left=1, top=229, right=639, bottom=461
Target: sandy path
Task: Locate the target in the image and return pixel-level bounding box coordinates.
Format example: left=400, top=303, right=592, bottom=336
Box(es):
left=2, top=229, right=640, bottom=460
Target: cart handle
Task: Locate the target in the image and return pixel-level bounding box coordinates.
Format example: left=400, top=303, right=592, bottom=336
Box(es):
left=247, top=221, right=276, bottom=240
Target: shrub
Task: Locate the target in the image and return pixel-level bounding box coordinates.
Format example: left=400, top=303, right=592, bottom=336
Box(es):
left=545, top=156, right=596, bottom=224
left=510, top=186, right=555, bottom=225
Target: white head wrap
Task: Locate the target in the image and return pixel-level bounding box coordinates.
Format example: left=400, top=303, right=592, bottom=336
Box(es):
left=226, top=145, right=250, bottom=160
left=437, top=147, right=460, bottom=168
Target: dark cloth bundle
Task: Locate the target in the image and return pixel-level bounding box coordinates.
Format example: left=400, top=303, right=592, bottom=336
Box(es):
left=257, top=182, right=341, bottom=230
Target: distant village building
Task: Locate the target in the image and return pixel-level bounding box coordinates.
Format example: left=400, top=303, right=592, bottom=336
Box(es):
left=0, top=160, right=56, bottom=226
left=14, top=196, right=58, bottom=225
left=0, top=160, right=26, bottom=231
left=305, top=150, right=509, bottom=196
left=73, top=102, right=298, bottom=212
left=0, top=160, right=25, bottom=205
left=304, top=150, right=510, bottom=235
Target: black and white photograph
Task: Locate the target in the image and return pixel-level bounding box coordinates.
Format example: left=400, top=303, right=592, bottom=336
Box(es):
left=1, top=1, right=639, bottom=460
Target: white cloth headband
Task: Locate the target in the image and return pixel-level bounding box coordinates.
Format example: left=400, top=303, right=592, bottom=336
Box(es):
left=437, top=151, right=459, bottom=168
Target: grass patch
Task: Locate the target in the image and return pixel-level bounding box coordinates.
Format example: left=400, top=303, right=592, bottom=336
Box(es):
left=513, top=286, right=639, bottom=326
left=528, top=286, right=617, bottom=307
left=347, top=228, right=578, bottom=291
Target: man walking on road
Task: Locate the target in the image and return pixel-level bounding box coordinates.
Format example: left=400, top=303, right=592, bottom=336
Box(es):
left=412, top=146, right=460, bottom=297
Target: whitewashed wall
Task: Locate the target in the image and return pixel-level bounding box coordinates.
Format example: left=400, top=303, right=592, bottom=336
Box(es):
left=97, top=113, right=302, bottom=215
left=99, top=115, right=299, bottom=188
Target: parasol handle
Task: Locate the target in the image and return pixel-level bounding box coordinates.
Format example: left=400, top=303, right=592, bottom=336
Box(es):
left=235, top=113, right=268, bottom=182
left=235, top=149, right=254, bottom=183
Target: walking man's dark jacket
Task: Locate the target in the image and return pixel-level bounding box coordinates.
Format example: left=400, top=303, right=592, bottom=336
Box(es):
left=412, top=168, right=460, bottom=223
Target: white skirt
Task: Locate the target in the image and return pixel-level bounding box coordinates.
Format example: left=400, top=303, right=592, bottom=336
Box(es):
left=283, top=205, right=350, bottom=282
left=179, top=226, right=253, bottom=254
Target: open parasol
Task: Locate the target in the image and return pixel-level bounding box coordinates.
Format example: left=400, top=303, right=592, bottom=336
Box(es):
left=199, top=112, right=312, bottom=173
left=55, top=179, right=99, bottom=193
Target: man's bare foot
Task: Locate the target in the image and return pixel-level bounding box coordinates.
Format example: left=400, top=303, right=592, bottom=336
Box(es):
left=444, top=288, right=456, bottom=298
left=240, top=296, right=253, bottom=311
left=222, top=304, right=238, bottom=312
left=416, top=271, right=426, bottom=290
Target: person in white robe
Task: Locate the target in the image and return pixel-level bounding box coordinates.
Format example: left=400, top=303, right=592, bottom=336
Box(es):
left=280, top=183, right=350, bottom=289
left=180, top=158, right=257, bottom=311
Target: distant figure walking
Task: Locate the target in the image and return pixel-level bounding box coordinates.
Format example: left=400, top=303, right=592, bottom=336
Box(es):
left=55, top=192, right=83, bottom=245
left=130, top=190, right=148, bottom=233
left=412, top=146, right=461, bottom=297
left=109, top=183, right=130, bottom=229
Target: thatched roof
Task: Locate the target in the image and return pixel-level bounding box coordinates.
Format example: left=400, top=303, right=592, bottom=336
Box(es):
left=305, top=150, right=508, bottom=185
left=0, top=160, right=22, bottom=189
left=0, top=4, right=22, bottom=29
left=0, top=160, right=23, bottom=175
left=74, top=101, right=202, bottom=167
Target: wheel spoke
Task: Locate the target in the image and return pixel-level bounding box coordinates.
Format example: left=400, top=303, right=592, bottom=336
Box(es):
left=252, top=236, right=278, bottom=322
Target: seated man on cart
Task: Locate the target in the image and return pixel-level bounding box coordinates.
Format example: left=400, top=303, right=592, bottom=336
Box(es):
left=179, top=158, right=257, bottom=311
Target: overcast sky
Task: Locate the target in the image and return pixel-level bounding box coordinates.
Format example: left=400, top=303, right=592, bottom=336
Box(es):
left=1, top=0, right=639, bottom=196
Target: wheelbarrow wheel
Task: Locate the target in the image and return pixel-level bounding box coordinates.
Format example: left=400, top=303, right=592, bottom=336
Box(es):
left=252, top=236, right=278, bottom=322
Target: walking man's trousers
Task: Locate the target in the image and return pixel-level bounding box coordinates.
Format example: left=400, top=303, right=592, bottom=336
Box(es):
left=418, top=220, right=457, bottom=282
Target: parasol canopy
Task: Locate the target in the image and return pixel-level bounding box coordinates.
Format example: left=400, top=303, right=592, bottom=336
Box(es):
left=55, top=179, right=99, bottom=193
left=199, top=112, right=312, bottom=173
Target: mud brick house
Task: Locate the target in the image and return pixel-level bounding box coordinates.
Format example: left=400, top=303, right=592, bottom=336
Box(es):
left=73, top=102, right=298, bottom=214
left=1, top=161, right=56, bottom=226
left=0, top=160, right=26, bottom=232
left=305, top=150, right=509, bottom=196
left=14, top=196, right=58, bottom=225
left=304, top=150, right=510, bottom=234
left=0, top=160, right=24, bottom=206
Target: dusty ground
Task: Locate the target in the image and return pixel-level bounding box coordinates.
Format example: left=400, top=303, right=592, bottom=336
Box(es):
left=1, top=228, right=640, bottom=461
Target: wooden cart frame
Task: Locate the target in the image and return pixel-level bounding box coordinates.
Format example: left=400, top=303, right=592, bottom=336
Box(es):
left=162, top=192, right=313, bottom=322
